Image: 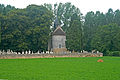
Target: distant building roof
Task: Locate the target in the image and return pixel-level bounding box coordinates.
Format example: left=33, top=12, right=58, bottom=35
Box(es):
left=52, top=26, right=65, bottom=36
left=54, top=17, right=59, bottom=28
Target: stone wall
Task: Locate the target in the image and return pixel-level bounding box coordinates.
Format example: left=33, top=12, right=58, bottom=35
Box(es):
left=0, top=52, right=103, bottom=59
left=53, top=48, right=67, bottom=53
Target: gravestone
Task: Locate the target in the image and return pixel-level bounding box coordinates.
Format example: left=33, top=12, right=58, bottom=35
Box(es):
left=28, top=50, right=31, bottom=54
left=25, top=51, right=28, bottom=54
left=22, top=51, right=24, bottom=54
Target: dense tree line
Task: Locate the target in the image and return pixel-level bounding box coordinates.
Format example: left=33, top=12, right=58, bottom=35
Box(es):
left=84, top=9, right=120, bottom=56
left=0, top=4, right=53, bottom=52
left=0, top=3, right=120, bottom=56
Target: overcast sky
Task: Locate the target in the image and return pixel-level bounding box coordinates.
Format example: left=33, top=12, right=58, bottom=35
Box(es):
left=0, top=0, right=120, bottom=15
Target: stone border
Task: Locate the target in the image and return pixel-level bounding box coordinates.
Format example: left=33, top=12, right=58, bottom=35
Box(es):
left=0, top=53, right=103, bottom=59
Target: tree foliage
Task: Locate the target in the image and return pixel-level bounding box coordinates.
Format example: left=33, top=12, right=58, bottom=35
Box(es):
left=0, top=4, right=53, bottom=52
left=66, top=13, right=83, bottom=51
left=44, top=2, right=82, bottom=31
left=44, top=3, right=83, bottom=52
left=0, top=3, right=120, bottom=56
left=91, top=24, right=120, bottom=55
left=84, top=9, right=120, bottom=56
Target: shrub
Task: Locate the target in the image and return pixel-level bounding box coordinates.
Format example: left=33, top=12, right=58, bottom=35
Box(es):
left=107, top=51, right=120, bottom=56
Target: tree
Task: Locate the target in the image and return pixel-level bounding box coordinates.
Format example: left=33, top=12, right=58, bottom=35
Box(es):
left=105, top=8, right=114, bottom=24
left=84, top=11, right=95, bottom=51
left=114, top=9, right=120, bottom=26
left=91, top=24, right=120, bottom=55
left=44, top=3, right=83, bottom=51
left=25, top=5, right=53, bottom=52
left=0, top=4, right=53, bottom=52
left=44, top=2, right=82, bottom=31
left=84, top=11, right=107, bottom=51
left=0, top=4, right=15, bottom=15
left=66, top=13, right=83, bottom=51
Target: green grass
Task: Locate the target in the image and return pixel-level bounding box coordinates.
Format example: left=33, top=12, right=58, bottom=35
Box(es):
left=0, top=57, right=120, bottom=80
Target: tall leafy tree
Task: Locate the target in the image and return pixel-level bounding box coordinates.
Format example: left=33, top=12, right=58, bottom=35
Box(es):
left=44, top=3, right=83, bottom=51
left=66, top=13, right=83, bottom=51
left=25, top=5, right=53, bottom=52
left=84, top=11, right=95, bottom=51
left=105, top=8, right=114, bottom=24
left=0, top=4, right=15, bottom=15
left=84, top=11, right=106, bottom=51
left=0, top=4, right=53, bottom=52
left=44, top=2, right=82, bottom=31
left=114, top=9, right=120, bottom=26
left=91, top=24, right=120, bottom=55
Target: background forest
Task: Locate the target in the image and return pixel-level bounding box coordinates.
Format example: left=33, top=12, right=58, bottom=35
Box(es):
left=0, top=2, right=120, bottom=56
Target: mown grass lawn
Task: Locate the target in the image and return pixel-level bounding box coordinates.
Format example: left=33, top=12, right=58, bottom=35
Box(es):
left=0, top=56, right=120, bottom=80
